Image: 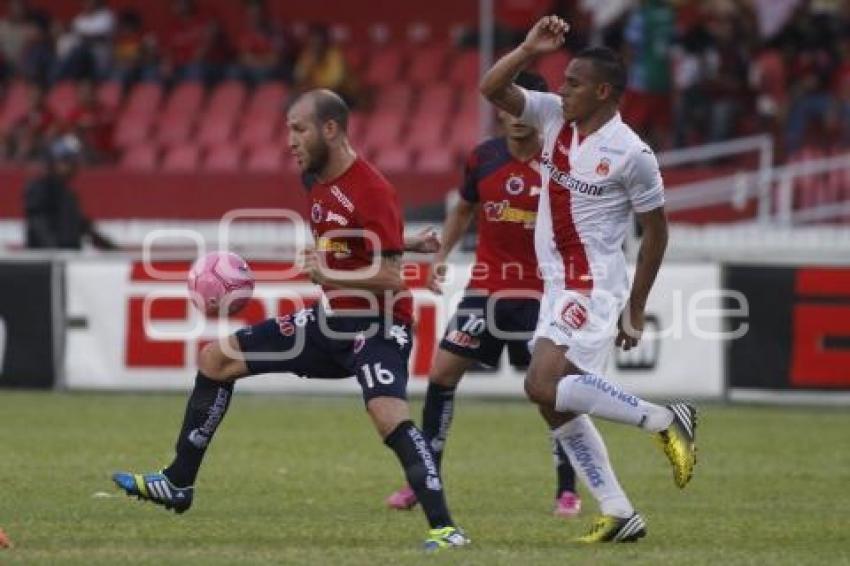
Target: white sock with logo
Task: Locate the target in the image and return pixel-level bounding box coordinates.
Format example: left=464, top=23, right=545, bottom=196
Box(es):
left=552, top=415, right=634, bottom=518
left=555, top=374, right=674, bottom=432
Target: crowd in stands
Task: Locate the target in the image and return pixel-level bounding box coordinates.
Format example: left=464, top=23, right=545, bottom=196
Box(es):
left=0, top=0, right=847, bottom=171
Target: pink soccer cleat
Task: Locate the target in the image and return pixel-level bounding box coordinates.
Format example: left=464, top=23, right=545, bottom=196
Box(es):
left=554, top=490, right=582, bottom=518
left=385, top=485, right=418, bottom=510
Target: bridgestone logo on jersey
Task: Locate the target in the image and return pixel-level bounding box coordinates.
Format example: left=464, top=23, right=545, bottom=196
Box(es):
left=541, top=157, right=604, bottom=196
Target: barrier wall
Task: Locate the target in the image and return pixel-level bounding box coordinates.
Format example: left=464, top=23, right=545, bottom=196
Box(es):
left=58, top=257, right=724, bottom=399
left=3, top=256, right=847, bottom=401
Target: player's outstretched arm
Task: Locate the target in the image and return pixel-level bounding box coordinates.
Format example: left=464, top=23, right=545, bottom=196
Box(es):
left=426, top=198, right=477, bottom=294
left=480, top=15, right=569, bottom=117
left=404, top=226, right=440, bottom=253
left=616, top=207, right=668, bottom=350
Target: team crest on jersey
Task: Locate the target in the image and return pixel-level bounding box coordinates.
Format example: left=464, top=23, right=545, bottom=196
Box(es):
left=505, top=174, right=525, bottom=195
left=596, top=157, right=611, bottom=177
left=560, top=300, right=588, bottom=330
left=311, top=202, right=323, bottom=223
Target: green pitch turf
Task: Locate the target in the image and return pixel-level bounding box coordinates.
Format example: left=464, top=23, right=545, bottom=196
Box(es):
left=0, top=391, right=848, bottom=565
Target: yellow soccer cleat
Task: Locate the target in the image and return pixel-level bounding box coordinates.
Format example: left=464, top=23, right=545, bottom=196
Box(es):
left=657, top=402, right=698, bottom=488
left=423, top=526, right=470, bottom=552
left=575, top=513, right=647, bottom=543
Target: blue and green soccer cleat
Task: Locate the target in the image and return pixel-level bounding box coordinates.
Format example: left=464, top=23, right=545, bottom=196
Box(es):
left=112, top=471, right=193, bottom=514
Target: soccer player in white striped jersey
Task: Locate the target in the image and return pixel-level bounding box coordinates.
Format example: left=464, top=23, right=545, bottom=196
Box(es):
left=480, top=16, right=697, bottom=543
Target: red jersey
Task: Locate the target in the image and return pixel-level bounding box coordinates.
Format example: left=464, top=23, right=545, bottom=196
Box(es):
left=460, top=138, right=542, bottom=294
left=306, top=157, right=412, bottom=323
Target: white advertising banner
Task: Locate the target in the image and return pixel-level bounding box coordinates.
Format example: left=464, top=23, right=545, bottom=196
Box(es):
left=65, top=259, right=724, bottom=399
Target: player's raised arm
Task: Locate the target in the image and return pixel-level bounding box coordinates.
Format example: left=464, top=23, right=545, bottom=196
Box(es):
left=480, top=15, right=569, bottom=117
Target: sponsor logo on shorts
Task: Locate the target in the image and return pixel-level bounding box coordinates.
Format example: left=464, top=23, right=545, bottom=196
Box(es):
left=445, top=330, right=480, bottom=349
left=560, top=300, right=588, bottom=330
left=389, top=325, right=410, bottom=349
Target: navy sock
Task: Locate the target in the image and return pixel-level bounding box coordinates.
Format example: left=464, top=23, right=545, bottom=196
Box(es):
left=163, top=372, right=233, bottom=488
left=420, top=382, right=456, bottom=471
left=553, top=435, right=577, bottom=496
left=385, top=420, right=453, bottom=529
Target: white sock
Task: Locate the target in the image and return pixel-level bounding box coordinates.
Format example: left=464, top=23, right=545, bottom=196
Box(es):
left=555, top=374, right=674, bottom=432
left=553, top=415, right=634, bottom=518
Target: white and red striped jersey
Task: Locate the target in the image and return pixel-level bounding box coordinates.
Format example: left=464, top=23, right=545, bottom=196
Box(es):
left=519, top=88, right=665, bottom=306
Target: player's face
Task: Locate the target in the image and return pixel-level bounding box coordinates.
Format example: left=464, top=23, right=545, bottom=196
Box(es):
left=558, top=58, right=604, bottom=122
left=287, top=100, right=330, bottom=175
left=497, top=108, right=536, bottom=140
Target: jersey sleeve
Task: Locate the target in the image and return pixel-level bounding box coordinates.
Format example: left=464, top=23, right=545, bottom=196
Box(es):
left=518, top=87, right=563, bottom=132
left=458, top=148, right=480, bottom=203
left=625, top=145, right=665, bottom=213
left=356, top=182, right=405, bottom=256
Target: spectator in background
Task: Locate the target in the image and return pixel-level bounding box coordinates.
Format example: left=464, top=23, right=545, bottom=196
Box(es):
left=671, top=23, right=713, bottom=147
left=112, top=9, right=160, bottom=85
left=293, top=24, right=359, bottom=106
left=621, top=0, right=675, bottom=149
left=749, top=35, right=788, bottom=149
left=24, top=134, right=115, bottom=250
left=18, top=10, right=54, bottom=86
left=3, top=83, right=57, bottom=161
left=63, top=79, right=115, bottom=163
left=832, top=31, right=850, bottom=149
left=0, top=0, right=31, bottom=84
left=228, top=0, right=286, bottom=86
left=162, top=0, right=228, bottom=84
left=703, top=4, right=753, bottom=143
left=53, top=0, right=116, bottom=81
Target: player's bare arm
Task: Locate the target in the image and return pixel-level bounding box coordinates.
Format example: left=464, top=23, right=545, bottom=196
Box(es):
left=427, top=198, right=477, bottom=294
left=480, top=15, right=569, bottom=117
left=305, top=250, right=405, bottom=292
left=616, top=206, right=669, bottom=350
left=404, top=226, right=441, bottom=253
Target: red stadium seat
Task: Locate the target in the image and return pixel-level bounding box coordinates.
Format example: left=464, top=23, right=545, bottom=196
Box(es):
left=162, top=83, right=205, bottom=118
left=0, top=80, right=31, bottom=132
left=47, top=81, right=78, bottom=119
left=123, top=83, right=162, bottom=117
left=342, top=44, right=368, bottom=73
left=448, top=50, right=479, bottom=86
left=447, top=113, right=480, bottom=154
left=406, top=113, right=446, bottom=151
left=373, top=147, right=412, bottom=173
left=203, top=144, right=242, bottom=172
left=536, top=50, right=571, bottom=91
left=119, top=143, right=159, bottom=171
left=347, top=111, right=366, bottom=144
left=196, top=115, right=234, bottom=147
left=407, top=44, right=449, bottom=84
left=113, top=112, right=154, bottom=148
left=413, top=84, right=456, bottom=117
left=197, top=81, right=246, bottom=147
left=364, top=48, right=404, bottom=85
left=97, top=80, right=123, bottom=111
left=374, top=83, right=414, bottom=115
left=245, top=145, right=283, bottom=172
left=416, top=147, right=454, bottom=173
left=207, top=81, right=246, bottom=117
left=361, top=112, right=404, bottom=153
left=161, top=144, right=200, bottom=172
left=236, top=115, right=280, bottom=148
left=155, top=117, right=194, bottom=146
left=245, top=82, right=288, bottom=120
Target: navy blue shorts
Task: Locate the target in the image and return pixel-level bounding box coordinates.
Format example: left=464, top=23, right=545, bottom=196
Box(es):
left=439, top=293, right=540, bottom=368
left=235, top=305, right=413, bottom=403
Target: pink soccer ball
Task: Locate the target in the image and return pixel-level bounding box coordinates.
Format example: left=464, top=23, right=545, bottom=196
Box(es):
left=188, top=251, right=255, bottom=316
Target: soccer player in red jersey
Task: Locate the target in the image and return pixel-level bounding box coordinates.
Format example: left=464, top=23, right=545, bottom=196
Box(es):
left=385, top=71, right=584, bottom=519
left=112, top=89, right=469, bottom=552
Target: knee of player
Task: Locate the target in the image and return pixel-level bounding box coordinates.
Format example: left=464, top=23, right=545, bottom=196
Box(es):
left=198, top=341, right=236, bottom=381
left=523, top=372, right=550, bottom=405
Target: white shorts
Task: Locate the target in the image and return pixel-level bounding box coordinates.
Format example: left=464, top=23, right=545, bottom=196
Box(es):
left=530, top=289, right=623, bottom=375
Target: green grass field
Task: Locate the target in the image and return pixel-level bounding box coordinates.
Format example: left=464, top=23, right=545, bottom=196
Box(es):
left=0, top=392, right=848, bottom=565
